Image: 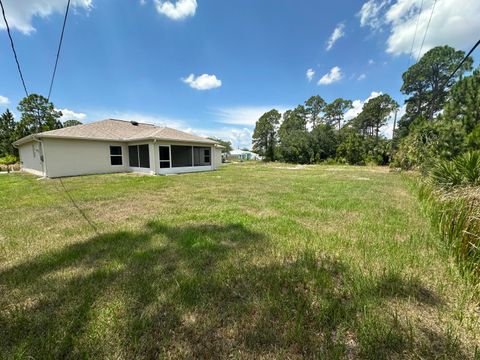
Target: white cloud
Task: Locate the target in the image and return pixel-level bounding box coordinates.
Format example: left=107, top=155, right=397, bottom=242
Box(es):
left=386, top=0, right=480, bottom=57
left=306, top=68, right=315, bottom=82
left=358, top=0, right=390, bottom=30
left=213, top=105, right=290, bottom=126
left=358, top=0, right=480, bottom=57
left=154, top=0, right=197, bottom=20
left=0, top=0, right=92, bottom=34
left=182, top=73, right=222, bottom=90
left=326, top=23, right=345, bottom=51
left=368, top=59, right=375, bottom=65
left=357, top=73, right=366, bottom=80
left=0, top=95, right=10, bottom=105
left=344, top=91, right=382, bottom=120
left=56, top=108, right=87, bottom=122
left=197, top=127, right=253, bottom=150
left=318, top=66, right=343, bottom=85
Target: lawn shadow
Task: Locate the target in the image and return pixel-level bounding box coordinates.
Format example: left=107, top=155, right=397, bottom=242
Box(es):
left=0, top=222, right=467, bottom=359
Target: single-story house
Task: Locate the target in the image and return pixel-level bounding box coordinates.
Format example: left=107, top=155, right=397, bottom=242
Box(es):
left=227, top=149, right=262, bottom=161
left=13, top=119, right=223, bottom=178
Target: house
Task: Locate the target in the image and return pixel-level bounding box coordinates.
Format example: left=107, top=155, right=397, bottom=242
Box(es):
left=228, top=149, right=262, bottom=161
left=13, top=119, right=223, bottom=178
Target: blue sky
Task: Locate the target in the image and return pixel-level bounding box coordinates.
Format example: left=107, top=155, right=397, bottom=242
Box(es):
left=1, top=0, right=479, bottom=148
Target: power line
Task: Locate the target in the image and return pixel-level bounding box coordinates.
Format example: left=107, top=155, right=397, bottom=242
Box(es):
left=428, top=38, right=480, bottom=119
left=407, top=0, right=424, bottom=66
left=47, top=0, right=71, bottom=102
left=0, top=0, right=29, bottom=97
left=416, top=0, right=437, bottom=62
left=441, top=39, right=480, bottom=90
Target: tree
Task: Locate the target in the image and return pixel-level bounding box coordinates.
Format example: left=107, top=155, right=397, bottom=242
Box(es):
left=278, top=106, right=311, bottom=163
left=310, top=124, right=337, bottom=162
left=63, top=119, right=83, bottom=127
left=336, top=130, right=366, bottom=165
left=305, top=95, right=326, bottom=128
left=208, top=137, right=233, bottom=154
left=16, top=94, right=63, bottom=138
left=359, top=94, right=398, bottom=142
left=398, top=46, right=473, bottom=137
left=324, top=98, right=353, bottom=130
left=443, top=66, right=480, bottom=133
left=252, top=109, right=281, bottom=161
left=0, top=109, right=17, bottom=157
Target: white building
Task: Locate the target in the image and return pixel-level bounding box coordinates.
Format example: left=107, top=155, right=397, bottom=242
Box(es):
left=228, top=149, right=262, bottom=161
left=13, top=119, right=223, bottom=178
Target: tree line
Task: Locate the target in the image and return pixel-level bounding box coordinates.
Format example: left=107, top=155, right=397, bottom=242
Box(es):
left=252, top=45, right=479, bottom=168
left=0, top=94, right=82, bottom=159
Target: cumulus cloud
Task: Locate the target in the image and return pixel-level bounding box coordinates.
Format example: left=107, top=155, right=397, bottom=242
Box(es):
left=357, top=73, right=366, bottom=80
left=213, top=105, right=290, bottom=126
left=358, top=0, right=480, bottom=57
left=306, top=68, right=315, bottom=82
left=318, top=66, right=343, bottom=85
left=0, top=95, right=10, bottom=105
left=386, top=0, right=480, bottom=57
left=326, top=23, right=345, bottom=51
left=182, top=73, right=222, bottom=90
left=368, top=59, right=375, bottom=65
left=0, top=0, right=92, bottom=34
left=56, top=108, right=87, bottom=122
left=154, top=0, right=197, bottom=20
left=358, top=0, right=390, bottom=30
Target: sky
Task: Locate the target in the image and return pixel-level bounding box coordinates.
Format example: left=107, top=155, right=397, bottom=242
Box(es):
left=1, top=0, right=479, bottom=149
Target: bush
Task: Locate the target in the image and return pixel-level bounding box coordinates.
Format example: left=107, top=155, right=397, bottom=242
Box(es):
left=0, top=154, right=18, bottom=165
left=393, top=119, right=466, bottom=170
left=430, top=151, right=480, bottom=188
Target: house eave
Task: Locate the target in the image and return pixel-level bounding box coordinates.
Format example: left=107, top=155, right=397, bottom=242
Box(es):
left=13, top=134, right=218, bottom=147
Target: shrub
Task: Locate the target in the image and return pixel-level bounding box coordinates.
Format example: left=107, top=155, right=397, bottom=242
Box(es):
left=430, top=151, right=480, bottom=188
left=393, top=119, right=466, bottom=170
left=0, top=154, right=18, bottom=165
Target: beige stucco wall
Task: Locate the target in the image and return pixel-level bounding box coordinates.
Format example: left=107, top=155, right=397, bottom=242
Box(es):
left=213, top=147, right=222, bottom=170
left=42, top=138, right=129, bottom=178
left=18, top=142, right=44, bottom=176
left=18, top=138, right=220, bottom=178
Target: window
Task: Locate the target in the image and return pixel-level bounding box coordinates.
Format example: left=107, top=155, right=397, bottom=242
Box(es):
left=193, top=147, right=211, bottom=166
left=128, top=144, right=150, bottom=168
left=204, top=148, right=211, bottom=164
left=128, top=145, right=139, bottom=167
left=159, top=146, right=170, bottom=168
left=110, top=146, right=123, bottom=166
left=171, top=145, right=192, bottom=167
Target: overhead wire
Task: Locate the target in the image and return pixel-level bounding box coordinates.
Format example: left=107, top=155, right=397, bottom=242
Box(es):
left=0, top=0, right=29, bottom=97
left=47, top=0, right=71, bottom=101
left=407, top=0, right=424, bottom=66
left=416, top=0, right=437, bottom=62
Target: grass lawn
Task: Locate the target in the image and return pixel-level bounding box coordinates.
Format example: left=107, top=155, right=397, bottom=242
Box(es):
left=0, top=163, right=479, bottom=359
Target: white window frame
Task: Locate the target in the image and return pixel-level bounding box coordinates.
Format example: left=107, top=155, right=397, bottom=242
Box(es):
left=159, top=145, right=171, bottom=169
left=109, top=145, right=123, bottom=166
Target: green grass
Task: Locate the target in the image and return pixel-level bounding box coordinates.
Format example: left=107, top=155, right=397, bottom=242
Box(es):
left=0, top=163, right=478, bottom=359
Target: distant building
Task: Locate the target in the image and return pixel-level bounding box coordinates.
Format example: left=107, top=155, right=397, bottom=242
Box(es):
left=227, top=149, right=262, bottom=161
